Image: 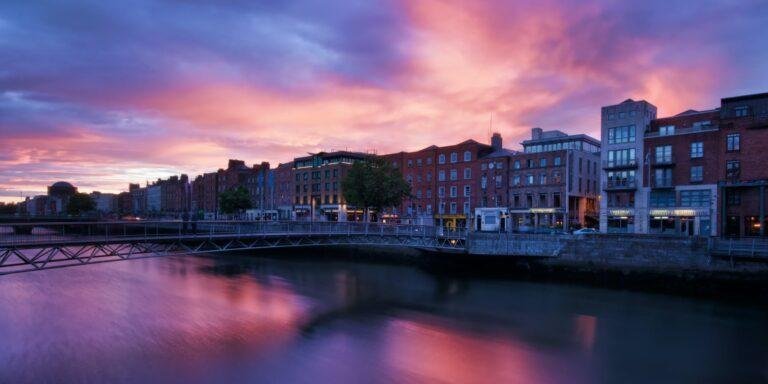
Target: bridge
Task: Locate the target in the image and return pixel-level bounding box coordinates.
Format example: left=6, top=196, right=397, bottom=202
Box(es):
left=0, top=220, right=467, bottom=275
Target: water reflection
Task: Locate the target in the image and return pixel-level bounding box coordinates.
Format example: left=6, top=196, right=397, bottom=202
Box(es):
left=0, top=254, right=766, bottom=383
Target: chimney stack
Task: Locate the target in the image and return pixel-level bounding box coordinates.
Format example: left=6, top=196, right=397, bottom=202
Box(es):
left=531, top=127, right=543, bottom=140
left=491, top=132, right=502, bottom=150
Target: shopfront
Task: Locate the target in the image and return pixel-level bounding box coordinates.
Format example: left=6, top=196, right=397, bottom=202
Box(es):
left=607, top=209, right=634, bottom=233
left=648, top=208, right=711, bottom=236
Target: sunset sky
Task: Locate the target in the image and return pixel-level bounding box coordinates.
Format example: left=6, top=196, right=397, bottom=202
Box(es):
left=1, top=0, right=767, bottom=201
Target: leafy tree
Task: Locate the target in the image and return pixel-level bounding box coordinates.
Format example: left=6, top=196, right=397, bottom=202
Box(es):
left=219, top=186, right=252, bottom=215
left=342, top=156, right=411, bottom=221
left=0, top=203, right=17, bottom=215
left=67, top=193, right=96, bottom=215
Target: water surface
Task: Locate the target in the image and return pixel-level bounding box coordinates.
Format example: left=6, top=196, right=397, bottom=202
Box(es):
left=1, top=254, right=766, bottom=383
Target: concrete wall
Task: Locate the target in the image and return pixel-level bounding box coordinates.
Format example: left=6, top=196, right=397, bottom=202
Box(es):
left=467, top=233, right=719, bottom=271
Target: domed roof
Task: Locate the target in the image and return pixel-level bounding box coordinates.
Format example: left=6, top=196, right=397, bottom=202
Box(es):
left=51, top=181, right=75, bottom=188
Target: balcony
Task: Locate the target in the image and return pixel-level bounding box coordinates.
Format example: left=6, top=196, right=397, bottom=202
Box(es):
left=650, top=155, right=675, bottom=167
left=644, top=124, right=719, bottom=138
left=602, top=158, right=639, bottom=170
left=604, top=179, right=637, bottom=191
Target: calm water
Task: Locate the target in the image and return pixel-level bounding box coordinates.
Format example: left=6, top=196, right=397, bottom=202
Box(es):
left=1, top=254, right=767, bottom=384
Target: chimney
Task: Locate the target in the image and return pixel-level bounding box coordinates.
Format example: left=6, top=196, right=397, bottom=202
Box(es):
left=491, top=132, right=502, bottom=150
left=531, top=127, right=543, bottom=140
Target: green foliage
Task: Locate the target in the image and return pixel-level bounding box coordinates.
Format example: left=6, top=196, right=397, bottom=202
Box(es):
left=342, top=157, right=411, bottom=220
left=0, top=203, right=17, bottom=215
left=219, top=186, right=252, bottom=214
left=67, top=193, right=96, bottom=215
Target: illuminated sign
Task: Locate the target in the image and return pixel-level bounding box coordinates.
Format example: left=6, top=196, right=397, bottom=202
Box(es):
left=608, top=209, right=633, bottom=216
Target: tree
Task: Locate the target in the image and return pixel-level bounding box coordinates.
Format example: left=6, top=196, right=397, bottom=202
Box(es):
left=67, top=193, right=96, bottom=216
left=219, top=186, right=252, bottom=215
left=342, top=156, right=411, bottom=221
left=0, top=202, right=17, bottom=215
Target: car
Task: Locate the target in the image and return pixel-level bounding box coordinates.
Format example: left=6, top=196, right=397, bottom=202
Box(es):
left=572, top=228, right=598, bottom=235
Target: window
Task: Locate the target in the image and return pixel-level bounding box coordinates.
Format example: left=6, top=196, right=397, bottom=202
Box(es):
left=495, top=161, right=503, bottom=169
left=690, top=142, right=703, bottom=158
left=450, top=186, right=457, bottom=198
left=690, top=166, right=703, bottom=182
left=407, top=159, right=413, bottom=167
left=539, top=193, right=547, bottom=207
left=333, top=169, right=338, bottom=177
left=692, top=121, right=711, bottom=131
left=463, top=202, right=470, bottom=214
left=416, top=159, right=422, bottom=166
left=553, top=193, right=561, bottom=208
left=734, top=106, right=749, bottom=117
left=552, top=171, right=561, bottom=183
left=426, top=157, right=433, bottom=165
left=650, top=190, right=675, bottom=207
left=416, top=189, right=422, bottom=198
left=464, top=185, right=471, bottom=197
left=554, top=157, right=561, bottom=166
left=726, top=134, right=740, bottom=151
left=540, top=173, right=547, bottom=185
left=726, top=160, right=740, bottom=180
left=526, top=175, right=535, bottom=185
left=481, top=163, right=487, bottom=170
left=450, top=152, right=458, bottom=163
left=325, top=170, right=330, bottom=178
left=514, top=160, right=521, bottom=169
left=438, top=186, right=445, bottom=197
left=495, top=175, right=502, bottom=188
left=450, top=202, right=457, bottom=214
left=607, top=148, right=636, bottom=167
left=527, top=159, right=535, bottom=168
left=607, top=125, right=636, bottom=144
left=481, top=176, right=487, bottom=189
left=659, top=125, right=675, bottom=136
left=463, top=151, right=471, bottom=162
left=539, top=158, right=547, bottom=167
left=438, top=170, right=446, bottom=181
left=619, top=112, right=626, bottom=119
left=513, top=194, right=520, bottom=208
left=463, top=168, right=471, bottom=179
left=680, top=190, right=711, bottom=207
left=512, top=175, right=520, bottom=186
left=426, top=172, right=432, bottom=182
left=450, top=169, right=458, bottom=181
left=655, top=145, right=672, bottom=163
left=654, top=168, right=672, bottom=187
left=727, top=190, right=741, bottom=205
left=438, top=154, right=446, bottom=164
left=426, top=189, right=432, bottom=198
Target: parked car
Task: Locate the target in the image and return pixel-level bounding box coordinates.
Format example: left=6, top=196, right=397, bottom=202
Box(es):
left=572, top=228, right=598, bottom=235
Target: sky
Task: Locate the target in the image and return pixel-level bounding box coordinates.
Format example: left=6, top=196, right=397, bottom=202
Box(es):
left=1, top=0, right=767, bottom=202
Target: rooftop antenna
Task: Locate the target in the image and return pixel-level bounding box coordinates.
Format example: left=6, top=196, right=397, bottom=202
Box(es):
left=489, top=113, right=493, bottom=142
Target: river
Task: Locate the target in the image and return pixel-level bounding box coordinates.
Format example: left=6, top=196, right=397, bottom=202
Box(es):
left=0, top=254, right=766, bottom=383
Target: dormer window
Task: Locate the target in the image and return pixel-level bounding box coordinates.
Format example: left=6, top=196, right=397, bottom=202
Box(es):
left=659, top=125, right=675, bottom=136
left=734, top=106, right=749, bottom=117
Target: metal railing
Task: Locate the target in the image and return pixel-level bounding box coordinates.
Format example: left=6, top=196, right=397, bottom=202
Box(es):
left=602, top=158, right=639, bottom=170
left=0, top=220, right=467, bottom=248
left=712, top=238, right=768, bottom=258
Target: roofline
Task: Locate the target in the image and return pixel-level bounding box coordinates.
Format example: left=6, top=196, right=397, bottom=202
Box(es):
left=722, top=92, right=768, bottom=103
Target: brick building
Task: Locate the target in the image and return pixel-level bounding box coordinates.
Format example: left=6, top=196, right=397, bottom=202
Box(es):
left=643, top=109, right=720, bottom=236
left=293, top=151, right=368, bottom=221
left=384, top=138, right=496, bottom=228
left=600, top=91, right=768, bottom=237
left=508, top=128, right=601, bottom=230
left=273, top=162, right=295, bottom=219
left=719, top=92, right=768, bottom=237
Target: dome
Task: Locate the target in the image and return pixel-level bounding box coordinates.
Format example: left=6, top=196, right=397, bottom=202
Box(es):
left=51, top=181, right=75, bottom=189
